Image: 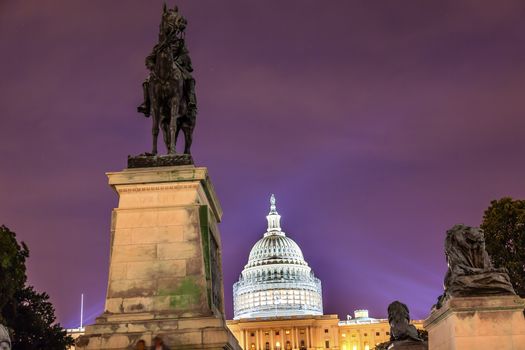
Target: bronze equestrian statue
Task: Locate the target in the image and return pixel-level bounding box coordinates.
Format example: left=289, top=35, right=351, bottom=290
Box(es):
left=138, top=3, right=196, bottom=156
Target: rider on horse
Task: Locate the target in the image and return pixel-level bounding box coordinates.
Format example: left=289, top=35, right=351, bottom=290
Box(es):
left=137, top=6, right=196, bottom=120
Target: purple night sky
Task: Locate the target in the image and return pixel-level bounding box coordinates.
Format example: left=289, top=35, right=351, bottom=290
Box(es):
left=1, top=1, right=525, bottom=328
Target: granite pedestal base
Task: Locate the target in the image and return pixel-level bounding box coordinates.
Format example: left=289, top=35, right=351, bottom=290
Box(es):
left=77, top=315, right=239, bottom=350
left=76, top=165, right=240, bottom=350
left=424, top=295, right=525, bottom=350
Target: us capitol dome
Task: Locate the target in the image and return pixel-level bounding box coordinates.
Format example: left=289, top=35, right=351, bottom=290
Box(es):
left=233, top=195, right=323, bottom=320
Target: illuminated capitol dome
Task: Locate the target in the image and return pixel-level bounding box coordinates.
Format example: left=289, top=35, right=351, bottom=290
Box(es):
left=233, top=195, right=323, bottom=320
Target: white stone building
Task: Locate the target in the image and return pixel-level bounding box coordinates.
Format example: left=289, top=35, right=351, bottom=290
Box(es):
left=233, top=195, right=323, bottom=320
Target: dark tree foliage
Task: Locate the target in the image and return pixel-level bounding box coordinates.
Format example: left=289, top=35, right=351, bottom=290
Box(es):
left=481, top=197, right=525, bottom=297
left=10, top=287, right=73, bottom=350
left=0, top=225, right=73, bottom=349
left=0, top=226, right=29, bottom=324
left=0, top=225, right=29, bottom=323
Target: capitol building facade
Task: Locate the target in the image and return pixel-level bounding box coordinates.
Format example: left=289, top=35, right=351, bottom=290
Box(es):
left=233, top=195, right=323, bottom=319
left=227, top=196, right=423, bottom=350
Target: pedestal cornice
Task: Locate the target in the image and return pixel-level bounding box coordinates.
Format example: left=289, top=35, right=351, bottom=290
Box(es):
left=106, top=166, right=222, bottom=222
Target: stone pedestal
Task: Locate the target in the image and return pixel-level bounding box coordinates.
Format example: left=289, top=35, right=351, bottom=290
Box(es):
left=424, top=295, right=525, bottom=350
left=388, top=340, right=428, bottom=349
left=76, top=165, right=241, bottom=350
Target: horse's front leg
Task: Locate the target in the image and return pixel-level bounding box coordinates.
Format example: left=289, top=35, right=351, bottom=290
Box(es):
left=160, top=105, right=170, bottom=153
left=169, top=101, right=179, bottom=155
left=151, top=106, right=159, bottom=155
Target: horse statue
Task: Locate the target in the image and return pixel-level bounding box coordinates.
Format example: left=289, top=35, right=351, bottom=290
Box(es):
left=138, top=3, right=196, bottom=156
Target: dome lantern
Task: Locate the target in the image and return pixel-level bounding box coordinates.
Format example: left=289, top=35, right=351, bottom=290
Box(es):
left=265, top=194, right=283, bottom=235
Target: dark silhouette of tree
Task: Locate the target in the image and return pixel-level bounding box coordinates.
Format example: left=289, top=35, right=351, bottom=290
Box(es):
left=0, top=225, right=28, bottom=324
left=0, top=225, right=73, bottom=349
left=481, top=197, right=525, bottom=297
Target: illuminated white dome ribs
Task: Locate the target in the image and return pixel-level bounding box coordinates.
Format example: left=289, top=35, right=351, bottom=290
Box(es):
left=233, top=195, right=324, bottom=320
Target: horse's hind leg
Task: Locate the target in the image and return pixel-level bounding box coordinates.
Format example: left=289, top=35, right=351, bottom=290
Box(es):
left=183, top=125, right=194, bottom=155
left=161, top=120, right=170, bottom=153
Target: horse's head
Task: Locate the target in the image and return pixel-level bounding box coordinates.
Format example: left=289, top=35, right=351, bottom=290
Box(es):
left=160, top=3, right=187, bottom=41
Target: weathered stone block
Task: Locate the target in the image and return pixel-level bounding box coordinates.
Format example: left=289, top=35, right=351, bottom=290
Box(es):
left=158, top=208, right=192, bottom=226
left=111, top=244, right=156, bottom=263
left=130, top=225, right=184, bottom=244
left=105, top=298, right=124, bottom=313
left=166, top=330, right=203, bottom=347
left=114, top=210, right=158, bottom=229
left=122, top=259, right=186, bottom=281
left=102, top=335, right=131, bottom=349
left=425, top=295, right=525, bottom=350
left=186, top=257, right=203, bottom=275
left=109, top=262, right=127, bottom=281
left=112, top=229, right=132, bottom=245
left=107, top=278, right=156, bottom=298
left=157, top=241, right=198, bottom=260
left=122, top=297, right=153, bottom=313
left=178, top=317, right=222, bottom=329
left=183, top=224, right=199, bottom=240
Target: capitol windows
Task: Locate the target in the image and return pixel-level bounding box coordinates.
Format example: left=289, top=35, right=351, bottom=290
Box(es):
left=251, top=333, right=255, bottom=337
left=251, top=344, right=255, bottom=349
left=285, top=330, right=290, bottom=335
left=275, top=341, right=281, bottom=350
left=375, top=332, right=380, bottom=336
left=285, top=341, right=291, bottom=350
left=275, top=331, right=279, bottom=336
left=364, top=344, right=370, bottom=350
left=325, top=341, right=330, bottom=348
left=324, top=329, right=328, bottom=333
left=265, top=342, right=270, bottom=350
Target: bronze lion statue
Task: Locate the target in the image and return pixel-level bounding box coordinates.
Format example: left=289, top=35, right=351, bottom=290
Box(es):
left=435, top=224, right=515, bottom=309
left=375, top=301, right=427, bottom=349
